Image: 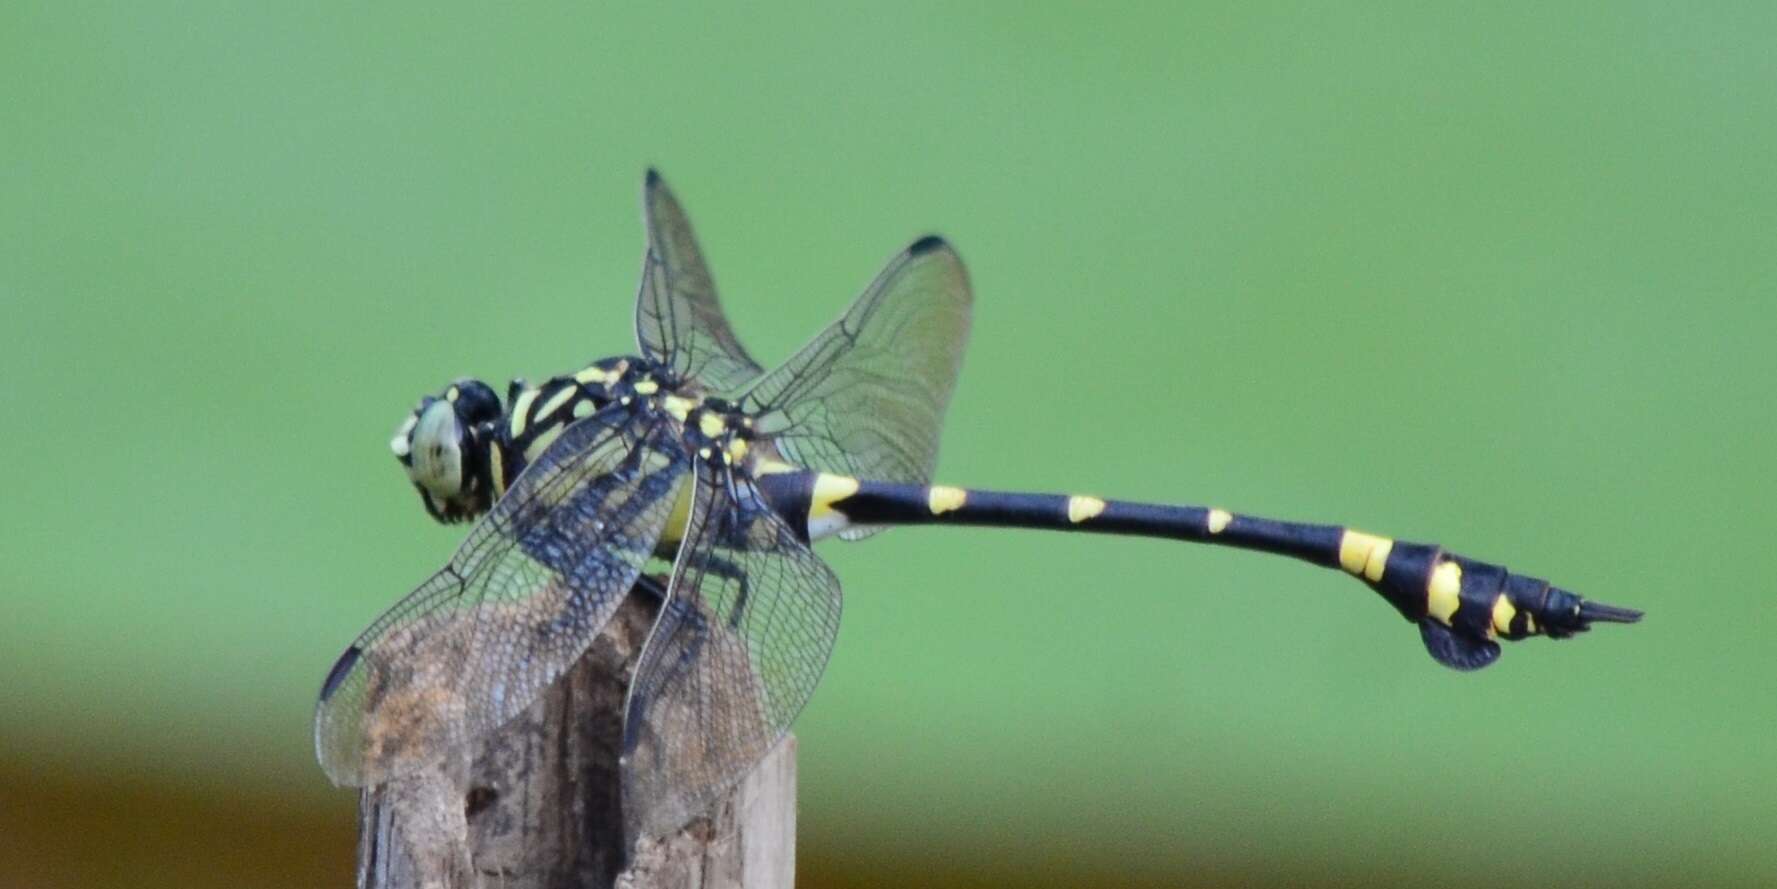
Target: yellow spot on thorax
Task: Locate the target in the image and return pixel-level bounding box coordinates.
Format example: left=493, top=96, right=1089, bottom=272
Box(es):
left=751, top=458, right=800, bottom=476
left=573, top=399, right=597, bottom=418
left=509, top=388, right=540, bottom=439
left=726, top=438, right=749, bottom=463
left=1066, top=496, right=1106, bottom=523
left=1207, top=509, right=1233, bottom=534
left=928, top=486, right=967, bottom=515
left=1490, top=595, right=1516, bottom=638
left=1338, top=530, right=1394, bottom=583
left=698, top=412, right=727, bottom=439
left=810, top=474, right=861, bottom=519
left=633, top=379, right=660, bottom=395
left=575, top=364, right=618, bottom=386
left=662, top=395, right=697, bottom=421
left=446, top=385, right=461, bottom=402
left=1427, top=559, right=1462, bottom=624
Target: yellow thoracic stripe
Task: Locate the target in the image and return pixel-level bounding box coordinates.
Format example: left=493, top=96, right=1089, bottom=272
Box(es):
left=535, top=386, right=577, bottom=422
left=524, top=425, right=564, bottom=464
left=509, top=388, right=541, bottom=438
left=575, top=364, right=619, bottom=386
left=489, top=445, right=506, bottom=498
left=928, top=486, right=967, bottom=514
left=1066, top=495, right=1106, bottom=523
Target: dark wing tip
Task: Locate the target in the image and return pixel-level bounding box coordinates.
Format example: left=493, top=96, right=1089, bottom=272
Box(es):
left=318, top=645, right=362, bottom=702
left=1579, top=600, right=1644, bottom=625
left=645, top=167, right=663, bottom=186
left=907, top=234, right=949, bottom=256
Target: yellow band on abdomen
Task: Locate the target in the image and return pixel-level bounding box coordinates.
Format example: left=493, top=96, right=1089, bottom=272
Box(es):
left=1338, top=530, right=1393, bottom=582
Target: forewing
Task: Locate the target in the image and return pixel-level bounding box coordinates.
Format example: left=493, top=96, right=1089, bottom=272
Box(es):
left=620, top=462, right=843, bottom=839
left=633, top=169, right=766, bottom=393
left=740, top=236, right=970, bottom=529
left=314, top=406, right=690, bottom=786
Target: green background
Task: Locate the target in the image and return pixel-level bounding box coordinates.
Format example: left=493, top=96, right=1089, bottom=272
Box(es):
left=3, top=3, right=1771, bottom=887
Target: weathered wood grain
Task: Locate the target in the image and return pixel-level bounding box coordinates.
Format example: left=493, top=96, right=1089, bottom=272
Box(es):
left=354, top=594, right=795, bottom=889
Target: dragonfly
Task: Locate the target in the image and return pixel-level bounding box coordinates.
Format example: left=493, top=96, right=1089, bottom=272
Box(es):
left=315, top=169, right=1643, bottom=841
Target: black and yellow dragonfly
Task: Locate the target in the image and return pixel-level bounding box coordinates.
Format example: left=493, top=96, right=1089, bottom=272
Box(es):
left=315, top=170, right=1641, bottom=840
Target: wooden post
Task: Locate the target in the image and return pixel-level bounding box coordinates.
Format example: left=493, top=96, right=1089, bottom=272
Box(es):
left=354, top=594, right=796, bottom=889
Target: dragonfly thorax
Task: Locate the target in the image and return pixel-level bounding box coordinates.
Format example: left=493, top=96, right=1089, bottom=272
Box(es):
left=668, top=397, right=757, bottom=469
left=389, top=357, right=703, bottom=526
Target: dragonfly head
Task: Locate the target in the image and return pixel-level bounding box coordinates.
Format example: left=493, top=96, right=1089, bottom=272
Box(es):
left=390, top=379, right=504, bottom=523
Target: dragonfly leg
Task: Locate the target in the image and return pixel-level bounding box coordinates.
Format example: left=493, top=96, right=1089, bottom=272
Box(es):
left=623, top=594, right=712, bottom=754
left=695, top=555, right=752, bottom=630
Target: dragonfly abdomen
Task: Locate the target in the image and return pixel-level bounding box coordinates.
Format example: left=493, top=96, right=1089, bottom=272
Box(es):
left=1342, top=539, right=1640, bottom=668
left=751, top=470, right=1640, bottom=669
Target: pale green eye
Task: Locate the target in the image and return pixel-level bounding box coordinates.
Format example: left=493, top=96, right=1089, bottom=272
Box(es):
left=408, top=400, right=464, bottom=497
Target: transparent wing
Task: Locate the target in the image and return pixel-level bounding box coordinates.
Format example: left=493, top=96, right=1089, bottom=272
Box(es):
left=620, top=460, right=843, bottom=840
left=739, top=236, right=970, bottom=536
left=314, top=406, right=690, bottom=786
left=633, top=169, right=766, bottom=393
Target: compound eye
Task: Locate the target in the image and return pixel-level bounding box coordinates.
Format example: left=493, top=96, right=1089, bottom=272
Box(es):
left=407, top=399, right=465, bottom=497
left=448, top=379, right=503, bottom=426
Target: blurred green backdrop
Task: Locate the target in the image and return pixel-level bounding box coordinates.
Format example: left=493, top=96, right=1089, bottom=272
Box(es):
left=3, top=2, right=1772, bottom=887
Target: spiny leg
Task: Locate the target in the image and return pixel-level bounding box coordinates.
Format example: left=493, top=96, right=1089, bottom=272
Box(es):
left=620, top=529, right=753, bottom=754
left=622, top=593, right=711, bottom=755
left=700, top=555, right=753, bottom=630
